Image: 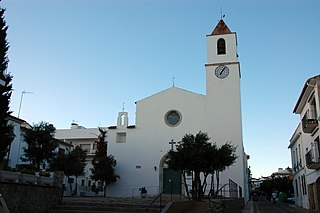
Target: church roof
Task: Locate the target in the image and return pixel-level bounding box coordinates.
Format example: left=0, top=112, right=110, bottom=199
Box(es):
left=136, top=86, right=203, bottom=104
left=210, top=19, right=232, bottom=35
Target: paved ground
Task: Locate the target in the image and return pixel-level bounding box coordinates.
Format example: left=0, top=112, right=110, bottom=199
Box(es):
left=242, top=200, right=309, bottom=213
left=62, top=195, right=211, bottom=212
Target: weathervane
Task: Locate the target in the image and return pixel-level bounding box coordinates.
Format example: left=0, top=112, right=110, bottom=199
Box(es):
left=122, top=102, right=125, bottom=112
left=220, top=7, right=225, bottom=20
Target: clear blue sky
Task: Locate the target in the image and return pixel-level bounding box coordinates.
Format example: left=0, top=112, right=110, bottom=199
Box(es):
left=2, top=0, right=320, bottom=178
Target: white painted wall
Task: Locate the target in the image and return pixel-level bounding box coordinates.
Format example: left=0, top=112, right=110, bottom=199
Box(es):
left=53, top=21, right=248, bottom=200
left=290, top=76, right=320, bottom=210
left=207, top=33, right=237, bottom=64
left=105, top=26, right=247, bottom=199
left=6, top=119, right=29, bottom=168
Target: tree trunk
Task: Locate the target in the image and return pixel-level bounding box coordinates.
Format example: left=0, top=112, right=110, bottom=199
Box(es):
left=104, top=182, right=107, bottom=197
left=202, top=173, right=209, bottom=198
left=74, top=176, right=78, bottom=196
left=194, top=171, right=201, bottom=201
left=68, top=176, right=73, bottom=196
left=209, top=173, right=215, bottom=197
left=182, top=171, right=191, bottom=200
left=216, top=171, right=220, bottom=197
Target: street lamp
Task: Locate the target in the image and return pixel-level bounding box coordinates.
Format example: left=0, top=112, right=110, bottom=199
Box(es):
left=17, top=90, right=33, bottom=118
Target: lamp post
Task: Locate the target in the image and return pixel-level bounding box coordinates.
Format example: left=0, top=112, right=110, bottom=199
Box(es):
left=17, top=90, right=33, bottom=118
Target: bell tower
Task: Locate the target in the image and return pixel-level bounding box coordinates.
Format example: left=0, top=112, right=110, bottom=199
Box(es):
left=204, top=19, right=245, bottom=200
left=205, top=19, right=241, bottom=99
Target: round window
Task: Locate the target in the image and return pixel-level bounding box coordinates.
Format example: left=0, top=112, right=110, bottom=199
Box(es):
left=165, top=110, right=182, bottom=127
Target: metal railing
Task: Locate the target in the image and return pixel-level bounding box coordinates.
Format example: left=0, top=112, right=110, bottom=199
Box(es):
left=145, top=184, right=172, bottom=212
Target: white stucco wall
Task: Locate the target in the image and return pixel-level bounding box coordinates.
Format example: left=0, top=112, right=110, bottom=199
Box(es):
left=7, top=120, right=25, bottom=168
left=207, top=33, right=238, bottom=64
left=103, top=25, right=247, bottom=199
left=53, top=21, right=248, bottom=200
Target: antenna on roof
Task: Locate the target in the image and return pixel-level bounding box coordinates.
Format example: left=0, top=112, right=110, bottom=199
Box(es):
left=122, top=102, right=125, bottom=112
left=172, top=77, right=175, bottom=87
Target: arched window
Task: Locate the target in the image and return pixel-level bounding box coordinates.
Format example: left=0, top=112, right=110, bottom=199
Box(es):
left=217, top=38, right=226, bottom=55
left=120, top=114, right=125, bottom=126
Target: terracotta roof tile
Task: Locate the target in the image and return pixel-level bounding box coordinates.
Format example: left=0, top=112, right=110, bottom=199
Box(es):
left=211, top=19, right=232, bottom=35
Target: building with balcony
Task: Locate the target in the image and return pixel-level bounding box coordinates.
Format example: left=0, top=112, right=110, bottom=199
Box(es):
left=54, top=123, right=103, bottom=196
left=289, top=75, right=320, bottom=212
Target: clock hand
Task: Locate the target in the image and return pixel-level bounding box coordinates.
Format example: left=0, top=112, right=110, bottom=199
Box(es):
left=220, top=67, right=226, bottom=75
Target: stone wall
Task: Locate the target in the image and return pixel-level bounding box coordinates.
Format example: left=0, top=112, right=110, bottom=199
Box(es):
left=0, top=181, right=63, bottom=213
left=0, top=171, right=64, bottom=213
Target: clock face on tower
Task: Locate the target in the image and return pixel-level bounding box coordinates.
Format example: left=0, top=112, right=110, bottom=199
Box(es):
left=215, top=65, right=229, bottom=79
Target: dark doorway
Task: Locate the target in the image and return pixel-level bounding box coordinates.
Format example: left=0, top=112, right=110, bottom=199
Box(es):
left=163, top=168, right=181, bottom=194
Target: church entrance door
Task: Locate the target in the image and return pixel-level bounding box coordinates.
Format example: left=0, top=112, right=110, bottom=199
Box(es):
left=163, top=168, right=181, bottom=194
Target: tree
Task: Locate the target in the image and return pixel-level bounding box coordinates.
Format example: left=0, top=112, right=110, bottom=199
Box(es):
left=22, top=121, right=57, bottom=170
left=214, top=143, right=238, bottom=197
left=259, top=175, right=294, bottom=200
left=166, top=131, right=238, bottom=200
left=167, top=131, right=212, bottom=200
left=91, top=128, right=119, bottom=197
left=0, top=7, right=14, bottom=165
left=50, top=145, right=87, bottom=195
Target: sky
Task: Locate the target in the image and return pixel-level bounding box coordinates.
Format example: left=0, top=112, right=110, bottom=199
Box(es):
left=1, top=0, right=320, bottom=178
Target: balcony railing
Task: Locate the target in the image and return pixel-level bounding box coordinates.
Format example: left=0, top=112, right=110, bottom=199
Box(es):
left=302, top=119, right=318, bottom=133
left=305, top=150, right=320, bottom=170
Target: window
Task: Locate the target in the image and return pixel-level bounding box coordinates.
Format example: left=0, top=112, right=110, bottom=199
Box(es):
left=316, top=137, right=320, bottom=161
left=295, top=179, right=299, bottom=197
left=298, top=144, right=302, bottom=166
left=292, top=150, right=296, bottom=171
left=116, top=132, right=126, bottom=143
left=165, top=110, right=182, bottom=127
left=58, top=148, right=65, bottom=156
left=120, top=114, right=125, bottom=126
left=81, top=179, right=85, bottom=186
left=310, top=98, right=317, bottom=119
left=93, top=143, right=97, bottom=151
left=295, top=147, right=298, bottom=168
left=217, top=38, right=226, bottom=55
left=302, top=175, right=307, bottom=195
left=80, top=144, right=91, bottom=153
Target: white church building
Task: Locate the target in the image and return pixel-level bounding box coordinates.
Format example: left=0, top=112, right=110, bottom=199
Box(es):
left=56, top=19, right=249, bottom=200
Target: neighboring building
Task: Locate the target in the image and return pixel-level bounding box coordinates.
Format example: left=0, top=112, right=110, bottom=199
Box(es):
left=2, top=115, right=31, bottom=169
left=54, top=123, right=102, bottom=196
left=272, top=167, right=292, bottom=178
left=289, top=75, right=320, bottom=212
left=3, top=116, right=73, bottom=177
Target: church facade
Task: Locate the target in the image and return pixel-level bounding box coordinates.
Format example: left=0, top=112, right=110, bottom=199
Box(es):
left=105, top=19, right=249, bottom=200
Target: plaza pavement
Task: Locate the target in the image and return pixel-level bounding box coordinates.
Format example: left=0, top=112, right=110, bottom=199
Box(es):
left=242, top=200, right=309, bottom=213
